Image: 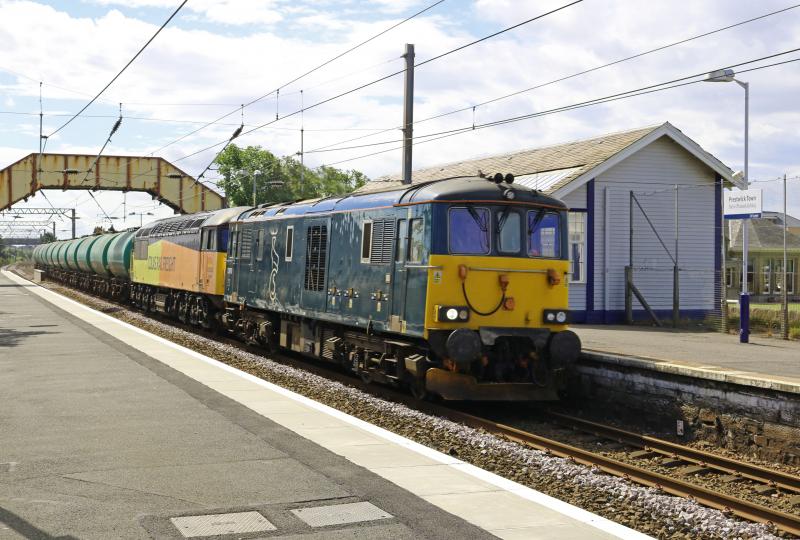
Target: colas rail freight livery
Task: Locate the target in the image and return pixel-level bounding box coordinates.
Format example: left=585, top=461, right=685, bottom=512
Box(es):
left=33, top=174, right=581, bottom=401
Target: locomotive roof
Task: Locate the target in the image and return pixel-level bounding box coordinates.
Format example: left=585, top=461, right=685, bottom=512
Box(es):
left=238, top=176, right=566, bottom=222
left=137, top=206, right=251, bottom=236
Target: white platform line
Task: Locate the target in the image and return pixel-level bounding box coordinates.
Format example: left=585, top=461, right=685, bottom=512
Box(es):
left=4, top=270, right=652, bottom=540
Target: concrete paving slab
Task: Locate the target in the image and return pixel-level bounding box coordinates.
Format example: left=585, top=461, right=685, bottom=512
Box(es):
left=369, top=464, right=502, bottom=496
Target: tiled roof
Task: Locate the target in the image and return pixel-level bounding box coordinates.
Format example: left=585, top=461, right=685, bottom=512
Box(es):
left=356, top=124, right=662, bottom=194
left=729, top=219, right=800, bottom=251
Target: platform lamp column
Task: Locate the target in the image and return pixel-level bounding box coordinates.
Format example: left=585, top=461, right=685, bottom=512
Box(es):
left=704, top=68, right=749, bottom=343
left=783, top=173, right=789, bottom=340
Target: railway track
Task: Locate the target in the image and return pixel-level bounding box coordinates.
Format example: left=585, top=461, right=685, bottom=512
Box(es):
left=415, top=405, right=800, bottom=537
left=32, top=274, right=800, bottom=538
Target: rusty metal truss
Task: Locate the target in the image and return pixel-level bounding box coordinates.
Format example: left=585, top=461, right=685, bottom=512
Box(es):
left=0, top=153, right=226, bottom=214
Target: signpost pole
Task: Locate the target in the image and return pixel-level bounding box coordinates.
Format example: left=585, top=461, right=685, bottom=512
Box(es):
left=723, top=187, right=761, bottom=344
left=739, top=81, right=750, bottom=343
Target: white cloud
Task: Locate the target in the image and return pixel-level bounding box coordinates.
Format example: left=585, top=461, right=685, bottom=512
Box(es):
left=85, top=0, right=283, bottom=25
left=0, top=0, right=799, bottom=226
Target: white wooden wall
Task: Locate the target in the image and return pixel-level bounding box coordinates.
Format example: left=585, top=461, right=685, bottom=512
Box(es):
left=592, top=136, right=717, bottom=313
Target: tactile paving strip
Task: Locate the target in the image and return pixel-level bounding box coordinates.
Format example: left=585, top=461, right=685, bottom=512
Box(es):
left=170, top=511, right=276, bottom=537
left=291, top=502, right=392, bottom=527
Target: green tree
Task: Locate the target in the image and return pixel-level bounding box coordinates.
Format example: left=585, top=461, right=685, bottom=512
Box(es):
left=40, top=231, right=56, bottom=243
left=215, top=144, right=368, bottom=207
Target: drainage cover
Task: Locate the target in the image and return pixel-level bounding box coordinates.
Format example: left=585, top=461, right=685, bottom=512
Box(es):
left=291, top=502, right=392, bottom=528
left=170, top=511, right=276, bottom=538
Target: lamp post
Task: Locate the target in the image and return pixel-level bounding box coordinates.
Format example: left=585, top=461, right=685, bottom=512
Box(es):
left=704, top=67, right=750, bottom=343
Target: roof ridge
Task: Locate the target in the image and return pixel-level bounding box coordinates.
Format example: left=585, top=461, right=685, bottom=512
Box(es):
left=371, top=124, right=662, bottom=184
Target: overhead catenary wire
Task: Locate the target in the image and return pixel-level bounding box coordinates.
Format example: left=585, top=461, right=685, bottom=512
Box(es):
left=194, top=106, right=245, bottom=185
left=321, top=55, right=800, bottom=167
left=308, top=2, right=800, bottom=154
left=308, top=48, right=800, bottom=157
left=47, top=0, right=188, bottom=138
left=169, top=0, right=585, bottom=167
left=145, top=0, right=447, bottom=158
left=80, top=104, right=123, bottom=185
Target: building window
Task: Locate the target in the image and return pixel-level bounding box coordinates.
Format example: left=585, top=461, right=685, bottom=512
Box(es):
left=772, top=258, right=797, bottom=295
left=568, top=212, right=586, bottom=283
left=761, top=263, right=771, bottom=294
left=725, top=267, right=735, bottom=288
left=747, top=262, right=754, bottom=293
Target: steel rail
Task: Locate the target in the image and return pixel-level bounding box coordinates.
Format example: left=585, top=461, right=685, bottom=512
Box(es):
left=417, top=405, right=800, bottom=537
left=547, top=412, right=800, bottom=493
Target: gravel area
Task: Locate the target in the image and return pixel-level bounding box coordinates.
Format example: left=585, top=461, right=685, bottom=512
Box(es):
left=24, top=275, right=790, bottom=540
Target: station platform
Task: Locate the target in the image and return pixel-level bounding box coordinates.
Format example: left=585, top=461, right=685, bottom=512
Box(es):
left=575, top=325, right=800, bottom=394
left=0, top=270, right=644, bottom=540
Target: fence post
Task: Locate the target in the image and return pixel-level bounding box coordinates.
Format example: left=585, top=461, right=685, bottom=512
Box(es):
left=625, top=265, right=633, bottom=324
left=673, top=266, right=680, bottom=328
left=673, top=184, right=679, bottom=328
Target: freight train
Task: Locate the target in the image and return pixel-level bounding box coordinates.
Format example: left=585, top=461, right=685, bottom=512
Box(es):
left=33, top=174, right=581, bottom=401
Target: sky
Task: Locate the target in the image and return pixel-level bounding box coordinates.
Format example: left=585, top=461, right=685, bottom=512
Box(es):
left=0, top=0, right=798, bottom=237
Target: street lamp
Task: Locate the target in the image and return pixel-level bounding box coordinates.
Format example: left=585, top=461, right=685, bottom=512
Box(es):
left=704, top=67, right=750, bottom=343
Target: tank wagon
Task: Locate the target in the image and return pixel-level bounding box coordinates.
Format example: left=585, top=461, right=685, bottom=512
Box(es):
left=33, top=174, right=581, bottom=401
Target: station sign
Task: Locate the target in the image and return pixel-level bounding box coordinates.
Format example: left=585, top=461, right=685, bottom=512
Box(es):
left=724, top=189, right=762, bottom=219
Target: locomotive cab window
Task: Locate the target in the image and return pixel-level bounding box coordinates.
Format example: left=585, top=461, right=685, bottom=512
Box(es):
left=496, top=208, right=521, bottom=254
left=201, top=228, right=217, bottom=251
left=218, top=228, right=229, bottom=253
left=528, top=210, right=561, bottom=258
left=449, top=207, right=490, bottom=255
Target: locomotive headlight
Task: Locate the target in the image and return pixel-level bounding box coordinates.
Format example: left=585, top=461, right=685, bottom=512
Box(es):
left=438, top=305, right=470, bottom=323
left=543, top=309, right=569, bottom=324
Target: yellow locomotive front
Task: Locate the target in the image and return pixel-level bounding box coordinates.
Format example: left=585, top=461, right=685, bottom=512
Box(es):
left=417, top=175, right=580, bottom=400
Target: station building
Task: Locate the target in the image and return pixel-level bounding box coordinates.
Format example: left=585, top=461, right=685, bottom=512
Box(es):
left=365, top=122, right=736, bottom=323
left=727, top=215, right=800, bottom=302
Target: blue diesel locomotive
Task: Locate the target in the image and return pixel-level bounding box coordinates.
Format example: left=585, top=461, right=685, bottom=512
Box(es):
left=34, top=174, right=580, bottom=401
left=221, top=174, right=580, bottom=401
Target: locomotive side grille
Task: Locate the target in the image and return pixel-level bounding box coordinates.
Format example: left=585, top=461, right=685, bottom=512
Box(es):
left=304, top=224, right=328, bottom=291
left=240, top=228, right=253, bottom=260
left=369, top=219, right=395, bottom=265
